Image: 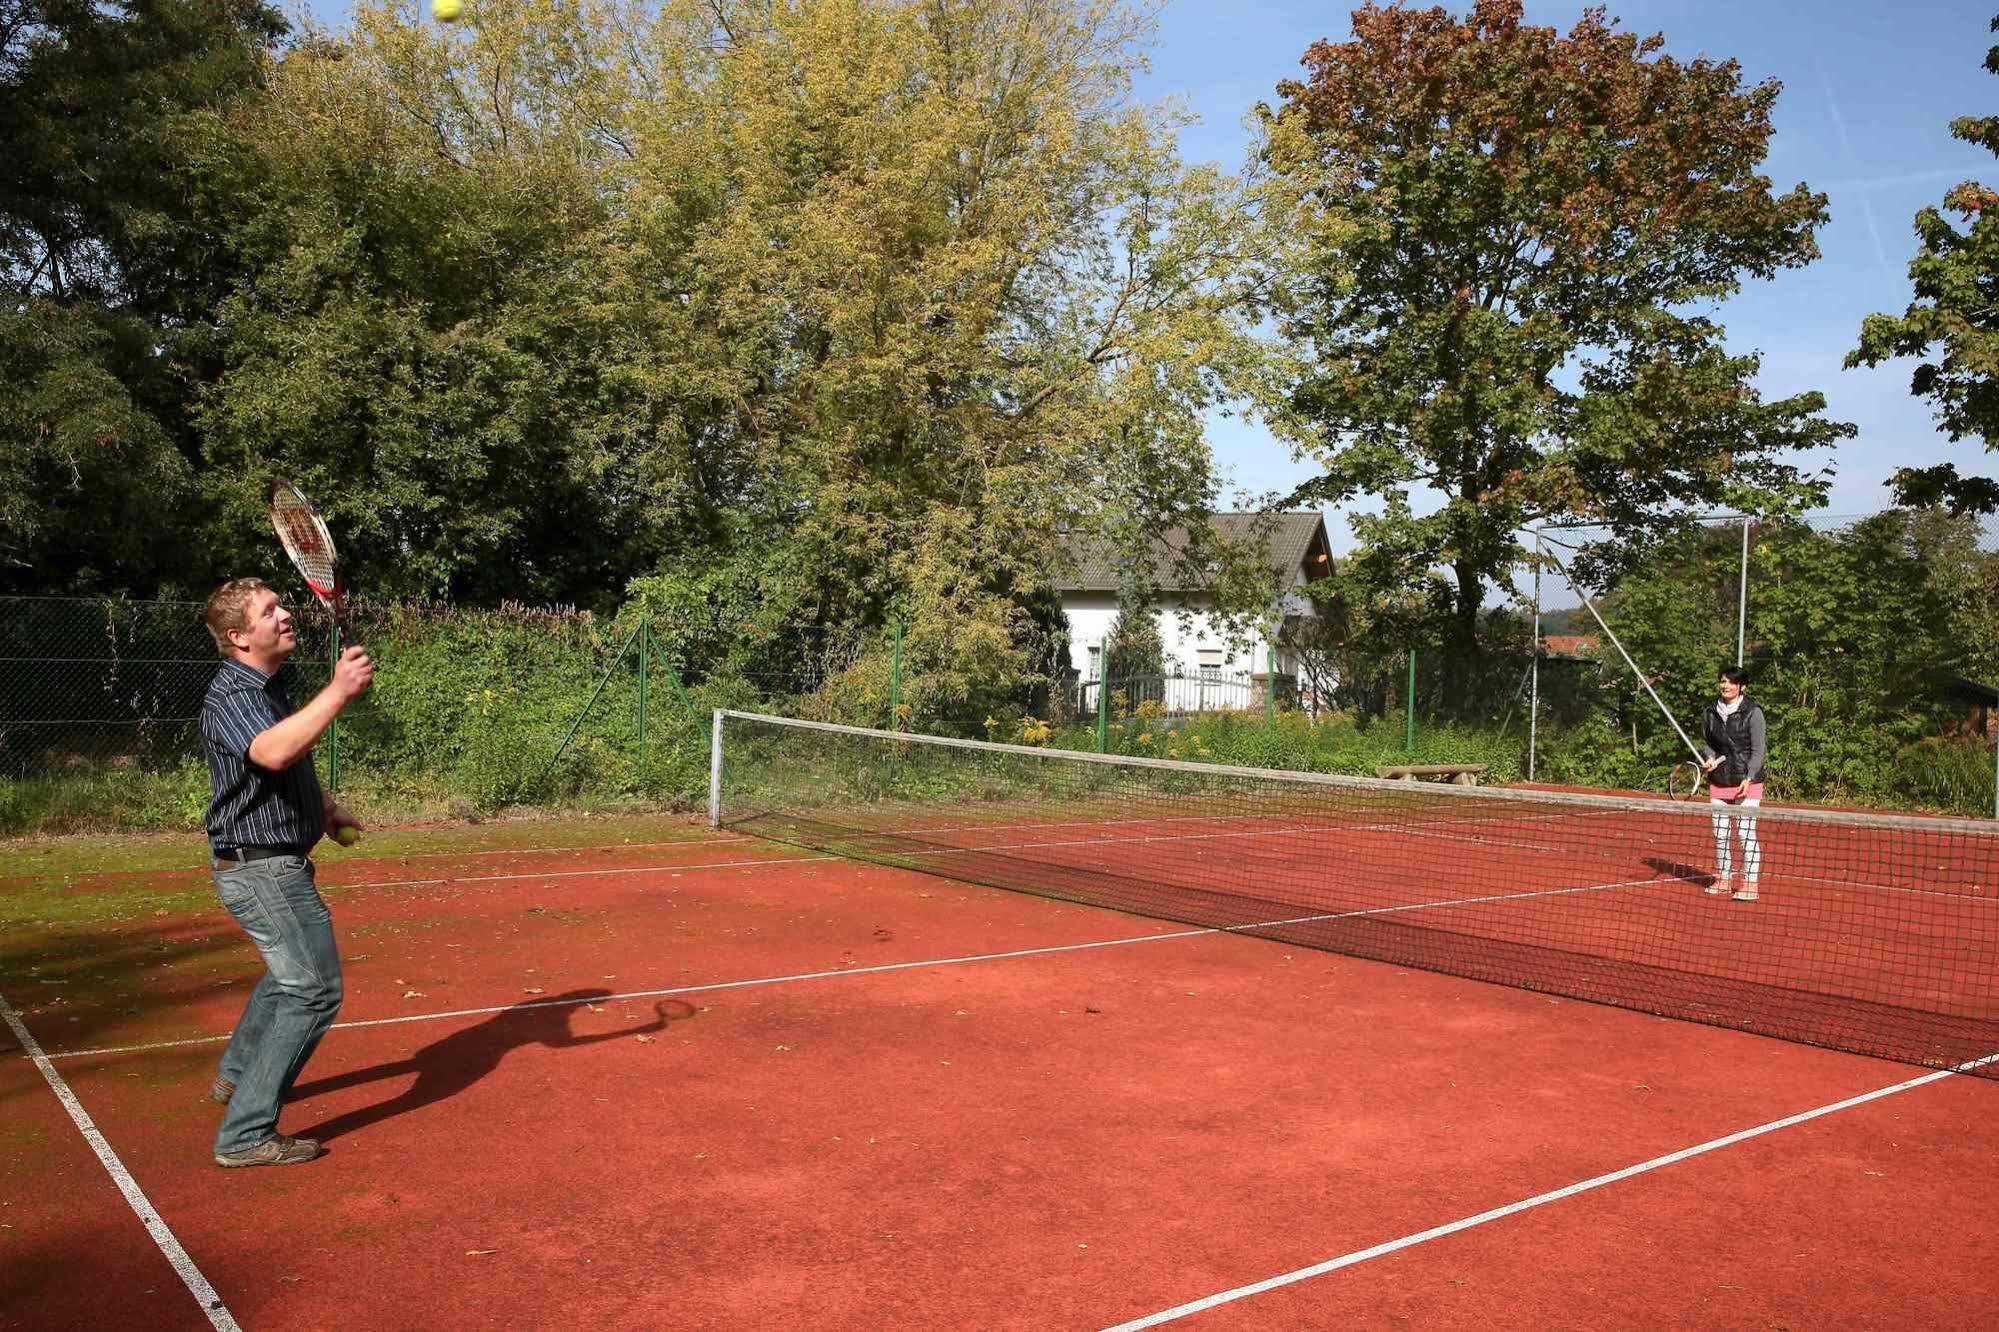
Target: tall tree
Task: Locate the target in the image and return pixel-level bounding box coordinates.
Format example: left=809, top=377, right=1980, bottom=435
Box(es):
left=1265, top=0, right=1850, bottom=666
left=0, top=0, right=287, bottom=592
left=1848, top=13, right=1999, bottom=515
left=623, top=0, right=1285, bottom=708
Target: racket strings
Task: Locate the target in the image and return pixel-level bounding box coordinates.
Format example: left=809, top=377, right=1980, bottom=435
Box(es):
left=269, top=492, right=338, bottom=591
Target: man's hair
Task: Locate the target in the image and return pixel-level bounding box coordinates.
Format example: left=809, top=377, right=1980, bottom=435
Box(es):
left=204, top=578, right=271, bottom=656
left=1718, top=665, right=1750, bottom=687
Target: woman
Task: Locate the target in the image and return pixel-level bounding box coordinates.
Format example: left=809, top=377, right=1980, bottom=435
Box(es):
left=1700, top=666, right=1766, bottom=902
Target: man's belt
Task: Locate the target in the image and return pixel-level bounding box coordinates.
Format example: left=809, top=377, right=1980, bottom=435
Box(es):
left=211, top=843, right=303, bottom=868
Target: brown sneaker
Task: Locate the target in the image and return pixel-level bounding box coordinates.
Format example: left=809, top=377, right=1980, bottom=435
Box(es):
left=214, top=1135, right=323, bottom=1168
left=1704, top=875, right=1737, bottom=897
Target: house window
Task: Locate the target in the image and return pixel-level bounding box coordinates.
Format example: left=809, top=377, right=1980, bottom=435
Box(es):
left=1197, top=648, right=1224, bottom=680
left=1087, top=645, right=1104, bottom=680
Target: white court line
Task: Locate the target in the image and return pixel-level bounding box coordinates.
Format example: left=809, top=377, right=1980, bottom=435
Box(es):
left=1765, top=868, right=1998, bottom=903
left=1101, top=1051, right=1999, bottom=1332
left=340, top=851, right=837, bottom=891
left=36, top=870, right=1674, bottom=1063
left=0, top=992, right=239, bottom=1331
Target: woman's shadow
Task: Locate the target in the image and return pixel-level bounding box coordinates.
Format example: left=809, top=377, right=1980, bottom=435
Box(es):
left=293, top=989, right=694, bottom=1143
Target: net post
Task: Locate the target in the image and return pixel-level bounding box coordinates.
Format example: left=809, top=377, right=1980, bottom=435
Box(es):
left=709, top=710, right=724, bottom=828
left=327, top=618, right=340, bottom=794
left=1737, top=515, right=1750, bottom=668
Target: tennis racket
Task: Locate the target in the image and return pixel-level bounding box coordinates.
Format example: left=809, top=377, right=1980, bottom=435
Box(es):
left=1668, top=759, right=1706, bottom=801
left=266, top=478, right=350, bottom=634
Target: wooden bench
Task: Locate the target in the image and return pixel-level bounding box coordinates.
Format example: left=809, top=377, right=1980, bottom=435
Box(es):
left=1376, top=763, right=1489, bottom=786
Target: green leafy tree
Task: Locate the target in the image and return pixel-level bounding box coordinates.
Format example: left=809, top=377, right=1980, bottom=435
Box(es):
left=1849, top=14, right=1999, bottom=514
left=1265, top=0, right=1850, bottom=669
left=190, top=2, right=676, bottom=604
left=189, top=0, right=1279, bottom=714
left=0, top=0, right=287, bottom=591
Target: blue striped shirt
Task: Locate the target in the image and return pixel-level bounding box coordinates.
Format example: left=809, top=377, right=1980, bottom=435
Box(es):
left=201, top=658, right=326, bottom=853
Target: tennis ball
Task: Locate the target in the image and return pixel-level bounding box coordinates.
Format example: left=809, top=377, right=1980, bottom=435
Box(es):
left=333, top=824, right=360, bottom=847
left=432, top=0, right=462, bottom=22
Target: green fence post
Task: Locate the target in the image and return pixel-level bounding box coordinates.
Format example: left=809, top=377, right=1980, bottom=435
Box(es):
left=1405, top=648, right=1416, bottom=753
left=637, top=612, right=649, bottom=752
left=535, top=621, right=644, bottom=793
left=1267, top=646, right=1277, bottom=728
left=891, top=618, right=903, bottom=731
left=1095, top=656, right=1110, bottom=753
left=327, top=620, right=340, bottom=793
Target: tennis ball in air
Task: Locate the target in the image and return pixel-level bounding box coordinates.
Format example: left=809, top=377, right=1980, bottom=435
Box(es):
left=432, top=0, right=462, bottom=22
left=333, top=824, right=360, bottom=847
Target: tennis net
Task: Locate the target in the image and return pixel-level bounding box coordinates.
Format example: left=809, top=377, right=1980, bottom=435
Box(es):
left=709, top=711, right=1999, bottom=1076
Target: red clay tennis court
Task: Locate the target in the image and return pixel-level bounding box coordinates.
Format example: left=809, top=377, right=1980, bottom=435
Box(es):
left=5, top=748, right=1999, bottom=1326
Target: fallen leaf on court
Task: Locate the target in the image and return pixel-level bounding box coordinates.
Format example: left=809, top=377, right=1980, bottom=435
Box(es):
left=635, top=1034, right=653, bottom=1043
left=587, top=1004, right=604, bottom=1012
left=466, top=1249, right=498, bottom=1257
left=523, top=987, right=544, bottom=994
left=402, top=990, right=425, bottom=999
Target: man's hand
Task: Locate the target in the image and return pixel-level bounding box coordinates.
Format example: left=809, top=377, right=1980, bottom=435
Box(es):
left=1701, top=756, right=1723, bottom=773
left=248, top=647, right=374, bottom=771
left=333, top=646, right=374, bottom=700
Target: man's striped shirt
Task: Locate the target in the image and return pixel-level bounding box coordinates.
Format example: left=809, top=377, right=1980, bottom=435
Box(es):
left=201, top=658, right=325, bottom=853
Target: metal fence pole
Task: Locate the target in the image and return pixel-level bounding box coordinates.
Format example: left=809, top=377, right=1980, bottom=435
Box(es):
left=327, top=619, right=340, bottom=793
left=1405, top=649, right=1416, bottom=752
left=1095, top=643, right=1110, bottom=753
left=1738, top=515, right=1750, bottom=668
left=1266, top=646, right=1277, bottom=727
left=1529, top=535, right=1542, bottom=782
left=891, top=618, right=902, bottom=731
left=637, top=612, right=648, bottom=750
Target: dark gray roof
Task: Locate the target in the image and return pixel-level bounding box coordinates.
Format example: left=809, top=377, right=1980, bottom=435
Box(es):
left=1054, top=512, right=1332, bottom=595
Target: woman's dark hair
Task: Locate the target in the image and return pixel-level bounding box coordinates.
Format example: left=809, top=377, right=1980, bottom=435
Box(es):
left=1718, top=665, right=1750, bottom=687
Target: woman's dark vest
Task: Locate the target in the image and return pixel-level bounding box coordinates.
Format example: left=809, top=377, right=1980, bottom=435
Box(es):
left=1704, top=702, right=1765, bottom=788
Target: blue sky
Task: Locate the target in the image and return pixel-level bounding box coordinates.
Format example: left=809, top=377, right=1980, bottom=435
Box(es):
left=1132, top=1, right=1999, bottom=532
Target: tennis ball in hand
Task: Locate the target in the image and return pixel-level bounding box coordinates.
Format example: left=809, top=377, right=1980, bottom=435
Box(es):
left=333, top=824, right=360, bottom=847
left=432, top=0, right=462, bottom=21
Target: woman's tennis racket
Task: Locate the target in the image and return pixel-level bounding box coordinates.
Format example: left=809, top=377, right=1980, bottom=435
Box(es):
left=1668, top=759, right=1707, bottom=801
left=266, top=478, right=350, bottom=633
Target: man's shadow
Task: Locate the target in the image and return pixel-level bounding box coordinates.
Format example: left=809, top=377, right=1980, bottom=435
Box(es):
left=293, top=989, right=694, bottom=1143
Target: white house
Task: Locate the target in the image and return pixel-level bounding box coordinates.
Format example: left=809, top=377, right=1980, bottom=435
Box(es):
left=1053, top=512, right=1333, bottom=708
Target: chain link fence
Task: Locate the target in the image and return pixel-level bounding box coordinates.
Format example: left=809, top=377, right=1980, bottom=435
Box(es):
left=0, top=597, right=338, bottom=779
left=6, top=506, right=1997, bottom=828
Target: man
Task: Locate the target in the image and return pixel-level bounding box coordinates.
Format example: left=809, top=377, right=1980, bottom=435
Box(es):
left=199, top=578, right=372, bottom=1166
left=1699, top=665, right=1766, bottom=903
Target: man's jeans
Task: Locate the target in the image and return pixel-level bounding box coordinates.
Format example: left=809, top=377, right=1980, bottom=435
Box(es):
left=211, top=854, right=343, bottom=1153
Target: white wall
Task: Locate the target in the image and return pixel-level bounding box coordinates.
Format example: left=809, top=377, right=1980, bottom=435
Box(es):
left=1062, top=593, right=1293, bottom=678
